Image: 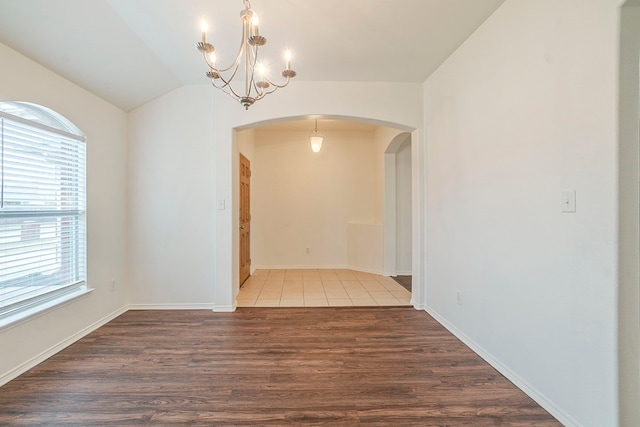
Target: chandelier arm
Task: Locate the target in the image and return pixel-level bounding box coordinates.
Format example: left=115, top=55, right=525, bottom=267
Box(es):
left=204, top=18, right=247, bottom=74
left=203, top=53, right=242, bottom=79
left=213, top=78, right=249, bottom=104
left=251, top=82, right=280, bottom=101
left=217, top=38, right=245, bottom=73
left=209, top=61, right=237, bottom=90
left=250, top=80, right=262, bottom=99
left=201, top=39, right=244, bottom=75
left=263, top=75, right=293, bottom=90
left=256, top=83, right=280, bottom=97
left=210, top=72, right=233, bottom=91
left=249, top=46, right=263, bottom=97
left=254, top=79, right=270, bottom=99
left=208, top=46, right=252, bottom=102
left=244, top=33, right=251, bottom=97
left=249, top=47, right=290, bottom=96
left=216, top=68, right=245, bottom=100
left=214, top=80, right=254, bottom=107
left=248, top=44, right=259, bottom=68
left=245, top=17, right=262, bottom=99
left=211, top=79, right=233, bottom=96
left=211, top=76, right=232, bottom=92
left=251, top=72, right=293, bottom=99
left=208, top=56, right=245, bottom=100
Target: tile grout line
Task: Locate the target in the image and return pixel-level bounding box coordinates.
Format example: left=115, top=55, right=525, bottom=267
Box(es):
left=239, top=269, right=412, bottom=308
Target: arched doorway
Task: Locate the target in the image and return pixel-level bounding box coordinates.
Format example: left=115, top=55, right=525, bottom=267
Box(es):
left=221, top=114, right=423, bottom=312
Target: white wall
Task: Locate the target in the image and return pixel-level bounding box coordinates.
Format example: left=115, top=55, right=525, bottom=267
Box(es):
left=251, top=129, right=381, bottom=270
left=618, top=2, right=640, bottom=425
left=0, top=42, right=128, bottom=383
left=237, top=128, right=256, bottom=163
left=127, top=85, right=216, bottom=308
left=125, top=81, right=423, bottom=311
left=424, top=0, right=620, bottom=425
left=346, top=223, right=384, bottom=273
left=395, top=138, right=412, bottom=274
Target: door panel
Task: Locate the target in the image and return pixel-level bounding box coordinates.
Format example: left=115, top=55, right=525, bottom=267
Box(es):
left=240, top=154, right=251, bottom=285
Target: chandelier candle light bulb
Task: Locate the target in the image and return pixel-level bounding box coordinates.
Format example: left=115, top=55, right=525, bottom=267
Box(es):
left=285, top=50, right=291, bottom=71
left=251, top=14, right=259, bottom=37
left=200, top=19, right=208, bottom=43
left=195, top=0, right=296, bottom=110
left=257, top=63, right=267, bottom=86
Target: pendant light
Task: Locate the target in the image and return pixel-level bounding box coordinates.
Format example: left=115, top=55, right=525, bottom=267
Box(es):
left=310, top=120, right=323, bottom=153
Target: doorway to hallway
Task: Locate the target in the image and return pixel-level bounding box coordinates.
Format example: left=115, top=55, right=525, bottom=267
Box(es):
left=232, top=116, right=422, bottom=311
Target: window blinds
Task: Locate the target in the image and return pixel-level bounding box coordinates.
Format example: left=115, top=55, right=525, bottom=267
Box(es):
left=0, top=113, right=86, bottom=317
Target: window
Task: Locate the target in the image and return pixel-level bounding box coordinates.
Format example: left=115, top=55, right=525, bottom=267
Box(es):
left=0, top=102, right=86, bottom=321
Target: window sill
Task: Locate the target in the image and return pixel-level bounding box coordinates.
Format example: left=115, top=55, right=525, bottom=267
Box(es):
left=0, top=288, right=94, bottom=332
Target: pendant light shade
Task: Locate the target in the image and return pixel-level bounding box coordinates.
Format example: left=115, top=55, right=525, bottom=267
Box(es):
left=310, top=120, right=323, bottom=153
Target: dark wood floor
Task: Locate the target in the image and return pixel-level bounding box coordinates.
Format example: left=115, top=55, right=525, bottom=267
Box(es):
left=0, top=308, right=560, bottom=426
left=392, top=275, right=412, bottom=292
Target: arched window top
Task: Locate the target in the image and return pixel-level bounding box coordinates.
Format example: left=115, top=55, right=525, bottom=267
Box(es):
left=0, top=101, right=85, bottom=138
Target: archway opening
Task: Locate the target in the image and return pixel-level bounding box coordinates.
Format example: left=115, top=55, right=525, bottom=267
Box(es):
left=229, top=115, right=420, bottom=309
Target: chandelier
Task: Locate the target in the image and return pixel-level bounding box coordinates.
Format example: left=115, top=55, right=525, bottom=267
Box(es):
left=196, top=0, right=297, bottom=110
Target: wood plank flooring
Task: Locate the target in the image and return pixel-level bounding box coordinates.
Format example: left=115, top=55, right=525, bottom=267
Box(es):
left=0, top=308, right=561, bottom=426
left=392, top=275, right=412, bottom=292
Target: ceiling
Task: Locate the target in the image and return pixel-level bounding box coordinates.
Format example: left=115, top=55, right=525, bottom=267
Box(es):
left=0, top=0, right=505, bottom=112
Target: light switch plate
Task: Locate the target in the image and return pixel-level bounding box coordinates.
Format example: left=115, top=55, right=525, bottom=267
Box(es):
left=561, top=190, right=576, bottom=213
left=217, top=199, right=226, bottom=210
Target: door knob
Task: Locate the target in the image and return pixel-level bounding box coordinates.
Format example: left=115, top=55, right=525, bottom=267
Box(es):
left=240, top=225, right=245, bottom=229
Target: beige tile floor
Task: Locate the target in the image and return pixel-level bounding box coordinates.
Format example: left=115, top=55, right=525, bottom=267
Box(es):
left=237, top=269, right=412, bottom=307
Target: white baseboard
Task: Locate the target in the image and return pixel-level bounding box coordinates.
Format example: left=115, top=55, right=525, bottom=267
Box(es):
left=0, top=305, right=128, bottom=387
left=424, top=306, right=579, bottom=427
left=411, top=299, right=424, bottom=310
left=252, top=265, right=384, bottom=276
left=213, top=304, right=237, bottom=312
left=252, top=264, right=346, bottom=270
left=384, top=270, right=412, bottom=277
left=127, top=303, right=214, bottom=310
left=349, top=266, right=385, bottom=275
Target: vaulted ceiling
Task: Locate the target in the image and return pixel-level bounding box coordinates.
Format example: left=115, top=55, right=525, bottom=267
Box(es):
left=0, top=0, right=505, bottom=111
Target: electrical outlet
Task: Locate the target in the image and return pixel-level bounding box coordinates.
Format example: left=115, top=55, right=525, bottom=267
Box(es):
left=456, top=290, right=462, bottom=306
left=110, top=279, right=116, bottom=292
left=306, top=247, right=310, bottom=254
